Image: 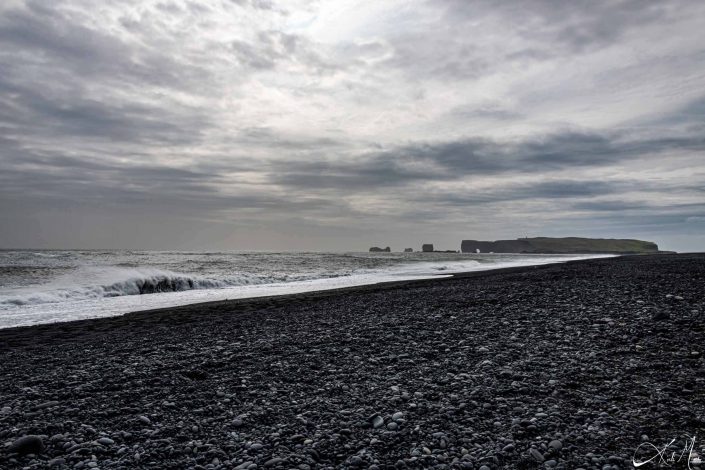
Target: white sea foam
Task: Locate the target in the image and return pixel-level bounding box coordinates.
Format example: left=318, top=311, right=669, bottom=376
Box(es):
left=1, top=267, right=286, bottom=306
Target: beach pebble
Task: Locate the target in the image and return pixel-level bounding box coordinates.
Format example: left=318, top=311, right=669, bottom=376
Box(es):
left=530, top=448, right=545, bottom=462
left=548, top=439, right=563, bottom=451
left=9, top=435, right=45, bottom=455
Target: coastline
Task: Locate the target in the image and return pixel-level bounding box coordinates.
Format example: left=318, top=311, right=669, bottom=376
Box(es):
left=1, top=253, right=703, bottom=469
left=0, top=253, right=609, bottom=330
left=0, top=255, right=610, bottom=337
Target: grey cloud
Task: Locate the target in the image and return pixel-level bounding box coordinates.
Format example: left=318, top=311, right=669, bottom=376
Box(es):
left=439, top=0, right=675, bottom=53
left=0, top=3, right=205, bottom=90
left=0, top=77, right=208, bottom=145
left=421, top=180, right=623, bottom=207
left=371, top=0, right=686, bottom=84
left=1, top=0, right=704, bottom=250
left=0, top=150, right=342, bottom=216
left=448, top=104, right=524, bottom=121
left=271, top=131, right=705, bottom=191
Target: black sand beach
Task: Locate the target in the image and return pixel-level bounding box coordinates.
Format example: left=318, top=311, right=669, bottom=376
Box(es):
left=1, top=254, right=704, bottom=469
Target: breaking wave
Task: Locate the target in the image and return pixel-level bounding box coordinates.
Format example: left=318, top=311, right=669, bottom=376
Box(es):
left=0, top=267, right=287, bottom=306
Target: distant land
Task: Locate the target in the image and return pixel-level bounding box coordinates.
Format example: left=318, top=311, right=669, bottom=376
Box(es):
left=461, top=237, right=664, bottom=254
left=368, top=237, right=669, bottom=254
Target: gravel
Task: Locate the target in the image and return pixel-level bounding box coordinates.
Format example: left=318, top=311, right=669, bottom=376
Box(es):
left=0, top=254, right=704, bottom=469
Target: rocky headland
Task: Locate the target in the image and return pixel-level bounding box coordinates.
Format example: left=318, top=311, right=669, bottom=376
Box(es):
left=461, top=237, right=661, bottom=254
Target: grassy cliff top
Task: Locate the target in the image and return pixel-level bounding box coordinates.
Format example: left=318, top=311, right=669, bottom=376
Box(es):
left=524, top=237, right=659, bottom=253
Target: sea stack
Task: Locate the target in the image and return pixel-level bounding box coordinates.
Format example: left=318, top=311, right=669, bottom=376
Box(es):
left=369, top=246, right=391, bottom=252
left=422, top=244, right=434, bottom=252
left=404, top=248, right=413, bottom=252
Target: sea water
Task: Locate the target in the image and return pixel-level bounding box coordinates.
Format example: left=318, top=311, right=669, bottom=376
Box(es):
left=0, top=250, right=611, bottom=328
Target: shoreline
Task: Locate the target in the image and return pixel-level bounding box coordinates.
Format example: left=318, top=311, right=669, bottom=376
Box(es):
left=0, top=255, right=611, bottom=339
left=1, top=253, right=703, bottom=469
left=0, top=253, right=611, bottom=331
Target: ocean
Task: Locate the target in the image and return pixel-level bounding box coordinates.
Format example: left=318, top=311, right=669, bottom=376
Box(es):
left=0, top=250, right=610, bottom=328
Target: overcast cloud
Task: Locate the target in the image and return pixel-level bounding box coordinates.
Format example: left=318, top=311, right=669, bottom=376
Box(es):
left=1, top=0, right=704, bottom=251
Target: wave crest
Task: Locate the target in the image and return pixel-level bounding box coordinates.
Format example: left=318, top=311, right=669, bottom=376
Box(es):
left=0, top=268, right=265, bottom=306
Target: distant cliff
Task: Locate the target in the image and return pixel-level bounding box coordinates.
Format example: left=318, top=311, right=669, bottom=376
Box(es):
left=461, top=237, right=660, bottom=254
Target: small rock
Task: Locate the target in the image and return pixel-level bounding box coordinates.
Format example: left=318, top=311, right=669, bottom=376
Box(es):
left=548, top=439, right=563, bottom=451
left=138, top=415, right=151, bottom=425
left=9, top=435, right=45, bottom=455
left=97, top=437, right=114, bottom=446
left=530, top=448, right=545, bottom=462
left=652, top=310, right=670, bottom=321
left=387, top=422, right=398, bottom=431
left=371, top=415, right=384, bottom=429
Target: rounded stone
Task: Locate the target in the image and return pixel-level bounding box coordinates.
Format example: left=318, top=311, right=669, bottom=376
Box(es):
left=9, top=435, right=45, bottom=455
left=529, top=448, right=545, bottom=462
left=548, top=439, right=563, bottom=451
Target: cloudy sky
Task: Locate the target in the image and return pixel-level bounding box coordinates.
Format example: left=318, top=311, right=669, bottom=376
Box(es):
left=1, top=0, right=704, bottom=251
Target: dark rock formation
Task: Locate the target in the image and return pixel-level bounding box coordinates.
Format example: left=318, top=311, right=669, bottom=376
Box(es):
left=369, top=246, right=391, bottom=252
left=421, top=244, right=434, bottom=252
left=403, top=248, right=413, bottom=252
left=461, top=237, right=661, bottom=254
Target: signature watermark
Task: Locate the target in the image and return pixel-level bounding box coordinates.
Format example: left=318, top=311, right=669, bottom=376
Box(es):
left=633, top=434, right=703, bottom=469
